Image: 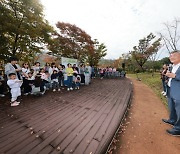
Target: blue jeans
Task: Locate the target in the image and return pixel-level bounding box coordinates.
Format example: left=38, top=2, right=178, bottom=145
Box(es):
left=162, top=80, right=167, bottom=92
left=52, top=81, right=59, bottom=90
left=72, top=82, right=80, bottom=88
left=76, top=82, right=80, bottom=88
left=67, top=76, right=73, bottom=88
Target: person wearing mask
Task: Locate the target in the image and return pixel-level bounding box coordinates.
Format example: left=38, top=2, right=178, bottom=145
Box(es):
left=162, top=51, right=180, bottom=136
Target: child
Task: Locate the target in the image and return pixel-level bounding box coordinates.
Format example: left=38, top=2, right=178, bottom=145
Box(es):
left=73, top=73, right=81, bottom=89
left=31, top=73, right=45, bottom=95
left=7, top=73, right=23, bottom=106
left=51, top=70, right=60, bottom=92
left=40, top=68, right=48, bottom=90
left=26, top=72, right=35, bottom=93
left=32, top=62, right=40, bottom=74
left=44, top=71, right=51, bottom=90
left=27, top=72, right=35, bottom=81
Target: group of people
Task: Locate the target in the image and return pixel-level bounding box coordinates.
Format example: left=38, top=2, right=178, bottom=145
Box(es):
left=99, top=67, right=126, bottom=79
left=0, top=57, right=93, bottom=107
left=161, top=51, right=180, bottom=136
left=0, top=57, right=126, bottom=107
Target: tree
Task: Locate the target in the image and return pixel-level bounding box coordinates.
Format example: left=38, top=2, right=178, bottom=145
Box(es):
left=87, top=39, right=107, bottom=66
left=0, top=0, right=53, bottom=62
left=159, top=57, right=170, bottom=65
left=131, top=33, right=161, bottom=71
left=49, top=22, right=94, bottom=62
left=160, top=18, right=180, bottom=53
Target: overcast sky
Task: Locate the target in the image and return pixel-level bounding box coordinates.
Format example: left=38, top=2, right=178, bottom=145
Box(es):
left=40, top=0, right=180, bottom=59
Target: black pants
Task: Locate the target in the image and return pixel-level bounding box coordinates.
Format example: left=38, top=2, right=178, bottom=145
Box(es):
left=23, top=78, right=32, bottom=93
left=58, top=77, right=64, bottom=87
left=0, top=81, right=5, bottom=94
left=80, top=74, right=85, bottom=83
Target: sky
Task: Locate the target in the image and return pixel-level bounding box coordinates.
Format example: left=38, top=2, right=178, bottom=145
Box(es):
left=40, top=0, right=180, bottom=59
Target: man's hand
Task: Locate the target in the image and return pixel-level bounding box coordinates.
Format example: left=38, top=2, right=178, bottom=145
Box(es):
left=166, top=72, right=176, bottom=78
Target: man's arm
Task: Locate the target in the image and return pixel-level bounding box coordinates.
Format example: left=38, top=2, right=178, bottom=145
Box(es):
left=166, top=68, right=180, bottom=81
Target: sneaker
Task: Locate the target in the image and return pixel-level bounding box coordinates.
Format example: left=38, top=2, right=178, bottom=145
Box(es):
left=77, top=87, right=80, bottom=90
left=163, top=92, right=167, bottom=96
left=0, top=94, right=5, bottom=97
left=67, top=88, right=70, bottom=91
left=70, top=87, right=73, bottom=90
left=24, top=93, right=29, bottom=96
left=53, top=89, right=56, bottom=92
left=58, top=89, right=61, bottom=91
left=161, top=91, right=165, bottom=94
left=41, top=91, right=46, bottom=95
left=11, top=102, right=19, bottom=107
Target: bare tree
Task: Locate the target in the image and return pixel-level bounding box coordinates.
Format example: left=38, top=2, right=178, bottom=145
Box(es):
left=160, top=18, right=180, bottom=53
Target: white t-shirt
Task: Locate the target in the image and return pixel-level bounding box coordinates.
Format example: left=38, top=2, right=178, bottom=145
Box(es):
left=168, top=63, right=180, bottom=87
left=22, top=68, right=30, bottom=78
left=32, top=66, right=40, bottom=73
left=49, top=67, right=59, bottom=75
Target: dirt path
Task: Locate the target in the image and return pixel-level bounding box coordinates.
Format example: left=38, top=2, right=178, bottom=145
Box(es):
left=116, top=78, right=180, bottom=154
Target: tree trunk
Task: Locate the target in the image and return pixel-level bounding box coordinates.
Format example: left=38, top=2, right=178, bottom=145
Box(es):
left=139, top=64, right=144, bottom=72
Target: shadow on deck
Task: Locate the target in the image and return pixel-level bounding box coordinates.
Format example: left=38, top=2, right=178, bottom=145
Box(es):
left=0, top=78, right=132, bottom=154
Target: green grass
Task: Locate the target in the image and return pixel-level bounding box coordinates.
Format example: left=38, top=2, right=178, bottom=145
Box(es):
left=128, top=72, right=168, bottom=107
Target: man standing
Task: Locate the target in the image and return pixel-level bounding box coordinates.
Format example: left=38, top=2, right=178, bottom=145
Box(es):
left=162, top=51, right=180, bottom=136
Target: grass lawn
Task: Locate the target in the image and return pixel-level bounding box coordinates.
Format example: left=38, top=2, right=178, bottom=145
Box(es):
left=127, top=72, right=168, bottom=106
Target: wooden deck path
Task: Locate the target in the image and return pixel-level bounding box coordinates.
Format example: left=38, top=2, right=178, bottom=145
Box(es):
left=0, top=78, right=132, bottom=154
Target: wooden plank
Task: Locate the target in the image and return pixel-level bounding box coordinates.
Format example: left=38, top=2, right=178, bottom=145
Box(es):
left=95, top=88, right=132, bottom=154
left=4, top=93, right=98, bottom=153
left=0, top=79, right=132, bottom=154
left=84, top=139, right=99, bottom=154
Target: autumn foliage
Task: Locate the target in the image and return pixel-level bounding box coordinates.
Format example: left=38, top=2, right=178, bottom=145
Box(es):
left=49, top=22, right=94, bottom=61
left=130, top=33, right=161, bottom=71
